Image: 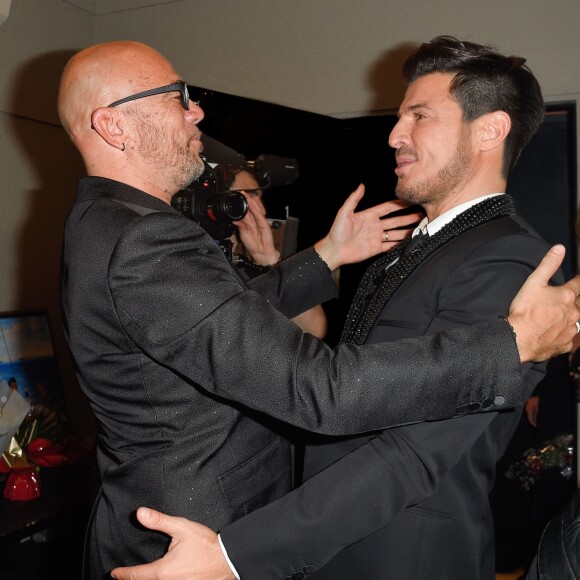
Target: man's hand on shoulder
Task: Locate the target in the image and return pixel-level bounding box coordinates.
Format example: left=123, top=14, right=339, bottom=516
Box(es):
left=507, top=245, right=580, bottom=363
left=110, top=508, right=235, bottom=580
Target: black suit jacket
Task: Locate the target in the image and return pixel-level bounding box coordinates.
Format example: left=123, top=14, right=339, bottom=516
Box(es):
left=221, top=209, right=555, bottom=580
left=62, top=179, right=526, bottom=577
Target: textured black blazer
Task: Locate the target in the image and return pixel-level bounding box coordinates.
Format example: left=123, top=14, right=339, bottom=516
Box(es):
left=221, top=210, right=556, bottom=580
left=62, top=178, right=526, bottom=577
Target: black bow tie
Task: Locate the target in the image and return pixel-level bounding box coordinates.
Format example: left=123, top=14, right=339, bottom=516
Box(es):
left=372, top=229, right=430, bottom=287
left=404, top=229, right=430, bottom=255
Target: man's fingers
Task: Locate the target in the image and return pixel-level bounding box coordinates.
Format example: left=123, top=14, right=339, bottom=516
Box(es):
left=135, top=507, right=188, bottom=537
left=522, top=245, right=566, bottom=288
left=381, top=211, right=423, bottom=230
left=362, top=198, right=412, bottom=219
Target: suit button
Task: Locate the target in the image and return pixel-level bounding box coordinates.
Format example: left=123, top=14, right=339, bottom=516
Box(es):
left=494, top=395, right=506, bottom=406
left=468, top=402, right=480, bottom=411
left=481, top=397, right=494, bottom=408
left=293, top=573, right=305, bottom=580
left=304, top=566, right=316, bottom=575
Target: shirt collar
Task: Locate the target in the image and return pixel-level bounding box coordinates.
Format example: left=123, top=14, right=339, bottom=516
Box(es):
left=413, top=193, right=505, bottom=237
left=76, top=176, right=175, bottom=213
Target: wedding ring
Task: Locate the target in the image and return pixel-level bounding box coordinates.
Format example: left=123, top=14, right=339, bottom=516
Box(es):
left=576, top=321, right=580, bottom=334
left=383, top=232, right=389, bottom=241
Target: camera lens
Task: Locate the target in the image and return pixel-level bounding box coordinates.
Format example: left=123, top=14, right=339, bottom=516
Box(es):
left=206, top=192, right=248, bottom=221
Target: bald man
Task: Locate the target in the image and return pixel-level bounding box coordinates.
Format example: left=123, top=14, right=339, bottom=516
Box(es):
left=58, top=41, right=580, bottom=578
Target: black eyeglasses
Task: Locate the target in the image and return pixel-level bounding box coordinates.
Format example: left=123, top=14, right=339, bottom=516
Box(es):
left=107, top=81, right=194, bottom=110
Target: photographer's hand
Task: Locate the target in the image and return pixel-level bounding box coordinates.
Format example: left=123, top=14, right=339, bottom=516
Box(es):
left=235, top=193, right=328, bottom=337
left=314, top=184, right=422, bottom=271
left=234, top=194, right=281, bottom=266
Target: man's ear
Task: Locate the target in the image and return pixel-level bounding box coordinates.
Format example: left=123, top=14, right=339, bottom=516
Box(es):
left=478, top=110, right=511, bottom=152
left=90, top=107, right=126, bottom=151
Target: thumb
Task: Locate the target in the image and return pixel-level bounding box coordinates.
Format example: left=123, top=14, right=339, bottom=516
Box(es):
left=339, top=184, right=366, bottom=213
left=521, top=244, right=565, bottom=288
left=135, top=507, right=187, bottom=537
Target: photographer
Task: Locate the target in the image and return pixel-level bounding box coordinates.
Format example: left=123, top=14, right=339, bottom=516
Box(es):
left=217, top=164, right=336, bottom=338
left=214, top=164, right=280, bottom=269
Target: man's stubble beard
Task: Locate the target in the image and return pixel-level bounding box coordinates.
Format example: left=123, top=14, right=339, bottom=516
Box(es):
left=130, top=110, right=205, bottom=191
left=395, top=127, right=474, bottom=208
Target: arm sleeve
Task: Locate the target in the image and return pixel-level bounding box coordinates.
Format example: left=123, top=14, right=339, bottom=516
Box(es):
left=220, top=233, right=552, bottom=579
left=246, top=247, right=337, bottom=319
left=108, top=213, right=524, bottom=436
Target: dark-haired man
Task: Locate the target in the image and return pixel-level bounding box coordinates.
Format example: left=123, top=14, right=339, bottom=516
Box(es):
left=111, top=37, right=576, bottom=580
left=296, top=35, right=553, bottom=579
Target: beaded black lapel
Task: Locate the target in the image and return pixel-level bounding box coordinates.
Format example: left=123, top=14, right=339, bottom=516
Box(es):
left=340, top=195, right=516, bottom=346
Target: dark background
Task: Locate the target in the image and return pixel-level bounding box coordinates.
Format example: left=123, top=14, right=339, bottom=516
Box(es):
left=194, top=87, right=577, bottom=341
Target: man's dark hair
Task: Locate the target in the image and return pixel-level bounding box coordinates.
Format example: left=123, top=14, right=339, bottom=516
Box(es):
left=403, top=35, right=544, bottom=176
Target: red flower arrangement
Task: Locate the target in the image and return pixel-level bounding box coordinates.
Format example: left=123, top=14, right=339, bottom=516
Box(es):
left=1, top=402, right=92, bottom=500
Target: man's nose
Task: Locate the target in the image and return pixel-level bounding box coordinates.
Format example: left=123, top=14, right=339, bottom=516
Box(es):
left=186, top=102, right=204, bottom=125
left=388, top=118, right=409, bottom=149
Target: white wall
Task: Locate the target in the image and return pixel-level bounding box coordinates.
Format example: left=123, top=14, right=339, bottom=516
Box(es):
left=0, top=0, right=579, bottom=431
left=0, top=0, right=94, bottom=433
left=91, top=0, right=580, bottom=118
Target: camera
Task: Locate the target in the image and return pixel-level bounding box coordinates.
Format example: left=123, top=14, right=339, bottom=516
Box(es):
left=172, top=136, right=299, bottom=261
left=171, top=159, right=249, bottom=243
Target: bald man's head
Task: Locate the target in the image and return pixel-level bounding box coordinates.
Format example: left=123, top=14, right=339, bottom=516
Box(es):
left=58, top=41, right=177, bottom=140
left=57, top=41, right=205, bottom=201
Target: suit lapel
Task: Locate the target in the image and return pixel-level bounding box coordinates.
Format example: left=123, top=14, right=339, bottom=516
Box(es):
left=340, top=196, right=515, bottom=346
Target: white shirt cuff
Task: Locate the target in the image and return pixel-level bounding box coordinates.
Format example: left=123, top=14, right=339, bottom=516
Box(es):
left=218, top=533, right=241, bottom=580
